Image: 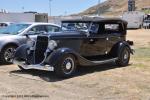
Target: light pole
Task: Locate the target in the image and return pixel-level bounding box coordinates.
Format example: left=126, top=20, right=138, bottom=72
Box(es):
left=64, top=11, right=67, bottom=16
left=22, top=7, right=25, bottom=12
left=97, top=0, right=101, bottom=16
left=49, top=0, right=52, bottom=16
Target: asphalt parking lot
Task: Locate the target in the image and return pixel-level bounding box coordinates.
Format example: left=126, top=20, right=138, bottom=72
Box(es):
left=0, top=29, right=150, bottom=100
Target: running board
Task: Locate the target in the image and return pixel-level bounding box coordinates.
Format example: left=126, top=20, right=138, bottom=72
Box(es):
left=91, top=58, right=118, bottom=64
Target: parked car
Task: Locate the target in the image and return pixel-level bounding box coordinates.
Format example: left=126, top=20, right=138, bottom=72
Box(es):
left=143, top=20, right=150, bottom=29
left=13, top=18, right=134, bottom=78
left=0, top=22, right=13, bottom=29
left=0, top=22, right=61, bottom=63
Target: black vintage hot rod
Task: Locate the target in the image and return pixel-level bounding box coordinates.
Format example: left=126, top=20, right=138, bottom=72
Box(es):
left=13, top=17, right=134, bottom=77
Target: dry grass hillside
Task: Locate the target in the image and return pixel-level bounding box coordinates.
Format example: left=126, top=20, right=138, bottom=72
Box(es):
left=78, top=0, right=150, bottom=16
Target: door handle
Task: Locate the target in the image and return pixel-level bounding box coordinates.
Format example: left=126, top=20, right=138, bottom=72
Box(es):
left=89, top=39, right=96, bottom=44
left=90, top=39, right=94, bottom=42
left=106, top=37, right=109, bottom=41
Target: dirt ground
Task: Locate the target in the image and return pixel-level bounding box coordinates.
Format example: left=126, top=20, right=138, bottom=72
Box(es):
left=0, top=29, right=150, bottom=100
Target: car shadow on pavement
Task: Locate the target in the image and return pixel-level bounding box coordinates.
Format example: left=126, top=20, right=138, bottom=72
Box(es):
left=75, top=62, right=129, bottom=77
left=10, top=62, right=127, bottom=82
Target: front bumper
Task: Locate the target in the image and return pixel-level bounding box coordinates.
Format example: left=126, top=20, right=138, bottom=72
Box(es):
left=13, top=59, right=54, bottom=71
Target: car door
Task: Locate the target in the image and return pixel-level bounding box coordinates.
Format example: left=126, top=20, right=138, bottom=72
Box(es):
left=45, top=25, right=61, bottom=33
left=105, top=23, right=124, bottom=53
left=28, top=25, right=47, bottom=40
left=80, top=23, right=107, bottom=57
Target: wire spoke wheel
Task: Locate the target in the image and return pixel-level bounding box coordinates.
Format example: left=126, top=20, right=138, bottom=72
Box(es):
left=55, top=54, right=77, bottom=78
left=62, top=57, right=75, bottom=75
left=116, top=46, right=130, bottom=67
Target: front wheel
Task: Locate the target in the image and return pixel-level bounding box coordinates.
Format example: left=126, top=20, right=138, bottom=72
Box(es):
left=54, top=54, right=77, bottom=78
left=116, top=46, right=130, bottom=67
left=0, top=46, right=17, bottom=64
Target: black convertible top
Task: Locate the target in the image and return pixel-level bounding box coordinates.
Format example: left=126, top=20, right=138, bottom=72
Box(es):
left=62, top=17, right=127, bottom=24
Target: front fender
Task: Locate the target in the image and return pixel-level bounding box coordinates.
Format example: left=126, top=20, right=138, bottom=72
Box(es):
left=45, top=48, right=77, bottom=67
left=118, top=41, right=134, bottom=55
left=0, top=36, right=22, bottom=52
left=14, top=44, right=30, bottom=60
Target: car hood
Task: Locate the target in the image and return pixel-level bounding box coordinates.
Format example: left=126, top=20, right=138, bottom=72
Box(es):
left=0, top=34, right=12, bottom=36
left=47, top=31, right=88, bottom=40
left=0, top=34, right=18, bottom=41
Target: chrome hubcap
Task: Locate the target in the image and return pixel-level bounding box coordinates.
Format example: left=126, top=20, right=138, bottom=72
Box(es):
left=4, top=48, right=16, bottom=62
left=124, top=54, right=128, bottom=60
left=123, top=50, right=129, bottom=60
left=66, top=62, right=72, bottom=70
left=122, top=49, right=129, bottom=63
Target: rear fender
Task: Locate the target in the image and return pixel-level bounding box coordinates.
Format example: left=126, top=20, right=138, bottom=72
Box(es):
left=118, top=41, right=134, bottom=55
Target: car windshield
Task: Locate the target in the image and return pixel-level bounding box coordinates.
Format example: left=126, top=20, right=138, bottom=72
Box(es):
left=62, top=22, right=90, bottom=31
left=0, top=23, right=31, bottom=35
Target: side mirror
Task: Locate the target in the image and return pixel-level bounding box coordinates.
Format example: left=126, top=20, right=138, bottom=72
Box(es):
left=24, top=31, right=35, bottom=39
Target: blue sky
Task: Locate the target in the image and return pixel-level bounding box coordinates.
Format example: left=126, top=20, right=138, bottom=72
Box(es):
left=0, top=0, right=106, bottom=16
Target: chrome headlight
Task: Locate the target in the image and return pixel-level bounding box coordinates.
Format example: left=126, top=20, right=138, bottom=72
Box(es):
left=48, top=40, right=57, bottom=50
left=27, top=40, right=35, bottom=47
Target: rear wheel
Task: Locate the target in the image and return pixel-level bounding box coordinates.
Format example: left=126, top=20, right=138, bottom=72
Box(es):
left=0, top=45, right=17, bottom=64
left=116, top=46, right=130, bottom=67
left=54, top=54, right=76, bottom=78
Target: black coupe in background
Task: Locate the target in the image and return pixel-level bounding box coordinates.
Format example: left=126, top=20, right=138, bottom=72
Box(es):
left=13, top=17, right=134, bottom=78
